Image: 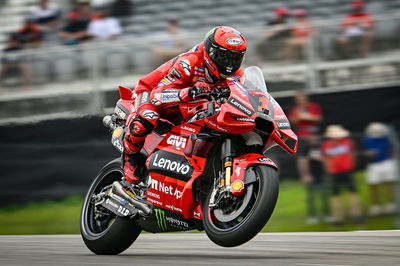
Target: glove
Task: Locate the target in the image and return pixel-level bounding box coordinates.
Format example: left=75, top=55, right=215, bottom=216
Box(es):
left=188, top=85, right=212, bottom=99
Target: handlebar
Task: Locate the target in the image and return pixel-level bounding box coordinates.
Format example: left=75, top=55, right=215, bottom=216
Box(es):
left=103, top=115, right=116, bottom=130
left=194, top=87, right=230, bottom=102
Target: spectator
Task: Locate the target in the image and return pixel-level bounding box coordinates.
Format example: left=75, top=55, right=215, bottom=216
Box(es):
left=0, top=34, right=32, bottom=90
left=110, top=0, right=134, bottom=25
left=321, top=125, right=364, bottom=225
left=59, top=0, right=92, bottom=45
left=257, top=7, right=290, bottom=62
left=289, top=91, right=322, bottom=141
left=266, top=7, right=290, bottom=39
left=284, top=9, right=316, bottom=61
left=15, top=18, right=44, bottom=48
left=301, top=135, right=331, bottom=224
left=337, top=1, right=374, bottom=58
left=364, top=122, right=397, bottom=216
left=152, top=18, right=187, bottom=67
left=30, top=0, right=61, bottom=29
left=87, top=8, right=122, bottom=41
left=289, top=91, right=324, bottom=224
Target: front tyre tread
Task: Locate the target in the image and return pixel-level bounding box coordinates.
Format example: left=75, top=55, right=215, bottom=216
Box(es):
left=203, top=165, right=279, bottom=247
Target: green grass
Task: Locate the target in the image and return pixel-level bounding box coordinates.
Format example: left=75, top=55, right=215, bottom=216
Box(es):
left=0, top=195, right=82, bottom=235
left=264, top=172, right=396, bottom=232
left=0, top=172, right=395, bottom=235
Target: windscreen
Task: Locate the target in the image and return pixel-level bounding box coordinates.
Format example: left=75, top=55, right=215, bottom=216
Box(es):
left=242, top=66, right=268, bottom=95
left=236, top=66, right=270, bottom=113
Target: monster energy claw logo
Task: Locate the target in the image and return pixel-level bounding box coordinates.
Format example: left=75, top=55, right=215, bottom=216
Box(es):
left=154, top=209, right=189, bottom=231
left=155, top=209, right=168, bottom=231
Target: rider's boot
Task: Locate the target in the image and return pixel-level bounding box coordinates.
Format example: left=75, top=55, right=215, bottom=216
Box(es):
left=111, top=152, right=146, bottom=205
left=123, top=152, right=142, bottom=185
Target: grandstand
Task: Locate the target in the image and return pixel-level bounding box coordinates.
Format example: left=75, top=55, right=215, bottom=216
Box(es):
left=0, top=0, right=400, bottom=121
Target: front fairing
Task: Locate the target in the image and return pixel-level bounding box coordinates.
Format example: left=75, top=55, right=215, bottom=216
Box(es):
left=205, top=66, right=298, bottom=154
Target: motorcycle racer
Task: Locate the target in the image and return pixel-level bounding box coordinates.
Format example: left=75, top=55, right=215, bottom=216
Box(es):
left=123, top=26, right=247, bottom=184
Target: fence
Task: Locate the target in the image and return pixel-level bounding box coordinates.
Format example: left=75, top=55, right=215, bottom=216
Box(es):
left=0, top=13, right=400, bottom=120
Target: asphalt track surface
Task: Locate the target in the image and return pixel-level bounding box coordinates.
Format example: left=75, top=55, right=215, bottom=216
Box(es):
left=0, top=231, right=399, bottom=266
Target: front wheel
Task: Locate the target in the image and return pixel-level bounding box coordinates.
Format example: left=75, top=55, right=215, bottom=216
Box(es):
left=203, top=165, right=279, bottom=247
left=80, top=158, right=142, bottom=255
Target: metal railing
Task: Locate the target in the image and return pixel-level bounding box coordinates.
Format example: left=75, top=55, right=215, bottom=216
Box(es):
left=0, top=13, right=399, bottom=119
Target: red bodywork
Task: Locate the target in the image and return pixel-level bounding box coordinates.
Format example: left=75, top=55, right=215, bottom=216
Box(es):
left=115, top=75, right=297, bottom=221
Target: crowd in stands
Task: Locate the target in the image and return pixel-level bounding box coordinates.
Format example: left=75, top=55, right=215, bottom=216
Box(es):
left=1, top=0, right=399, bottom=88
left=1, top=0, right=133, bottom=49
left=0, top=0, right=135, bottom=88
left=258, top=0, right=378, bottom=62
left=289, top=91, right=398, bottom=226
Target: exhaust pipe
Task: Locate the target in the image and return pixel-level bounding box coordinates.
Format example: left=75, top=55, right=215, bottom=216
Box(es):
left=112, top=181, right=152, bottom=215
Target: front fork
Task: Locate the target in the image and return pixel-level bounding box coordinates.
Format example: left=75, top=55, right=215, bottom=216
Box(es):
left=209, top=138, right=236, bottom=208
left=221, top=138, right=235, bottom=189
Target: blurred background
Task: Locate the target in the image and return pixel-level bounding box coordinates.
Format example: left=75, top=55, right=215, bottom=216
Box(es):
left=0, top=0, right=399, bottom=234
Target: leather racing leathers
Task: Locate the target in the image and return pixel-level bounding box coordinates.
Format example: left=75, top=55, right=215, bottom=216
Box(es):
left=123, top=42, right=243, bottom=183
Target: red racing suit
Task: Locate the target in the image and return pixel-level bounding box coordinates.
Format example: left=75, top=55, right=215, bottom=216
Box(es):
left=123, top=42, right=243, bottom=155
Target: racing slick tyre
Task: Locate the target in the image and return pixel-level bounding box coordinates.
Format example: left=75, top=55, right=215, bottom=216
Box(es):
left=80, top=158, right=142, bottom=255
left=203, top=165, right=279, bottom=247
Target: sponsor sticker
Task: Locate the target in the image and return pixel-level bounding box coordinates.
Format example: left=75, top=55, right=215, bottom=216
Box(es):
left=162, top=89, right=179, bottom=93
left=147, top=197, right=163, bottom=206
left=231, top=180, right=244, bottom=192
left=105, top=198, right=130, bottom=216
left=239, top=155, right=251, bottom=161
left=160, top=78, right=172, bottom=85
left=115, top=106, right=127, bottom=120
left=140, top=91, right=150, bottom=105
left=154, top=209, right=168, bottom=230
left=233, top=85, right=248, bottom=98
left=179, top=60, right=191, bottom=75
left=276, top=120, right=291, bottom=129
left=154, top=209, right=189, bottom=231
left=204, top=67, right=213, bottom=83
left=204, top=57, right=216, bottom=71
left=166, top=134, right=187, bottom=150
left=166, top=73, right=177, bottom=83
left=258, top=157, right=272, bottom=162
left=228, top=97, right=255, bottom=116
left=181, top=125, right=196, bottom=133
left=165, top=204, right=183, bottom=212
left=161, top=93, right=179, bottom=100
left=149, top=176, right=184, bottom=199
left=235, top=166, right=242, bottom=177
left=205, top=118, right=228, bottom=132
left=148, top=151, right=194, bottom=181
left=112, top=127, right=123, bottom=139
left=236, top=117, right=255, bottom=123
left=142, top=110, right=159, bottom=120
left=147, top=191, right=161, bottom=199
left=226, top=37, right=243, bottom=45
left=154, top=92, right=180, bottom=103
left=171, top=68, right=182, bottom=79
left=112, top=139, right=124, bottom=153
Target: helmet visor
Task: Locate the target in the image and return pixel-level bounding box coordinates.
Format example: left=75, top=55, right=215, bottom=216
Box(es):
left=208, top=45, right=245, bottom=75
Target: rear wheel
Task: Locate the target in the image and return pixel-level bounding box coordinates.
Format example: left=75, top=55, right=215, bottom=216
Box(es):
left=80, top=158, right=142, bottom=255
left=203, top=165, right=279, bottom=247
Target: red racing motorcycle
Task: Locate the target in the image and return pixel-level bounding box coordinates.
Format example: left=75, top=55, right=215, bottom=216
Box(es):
left=80, top=66, right=298, bottom=254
